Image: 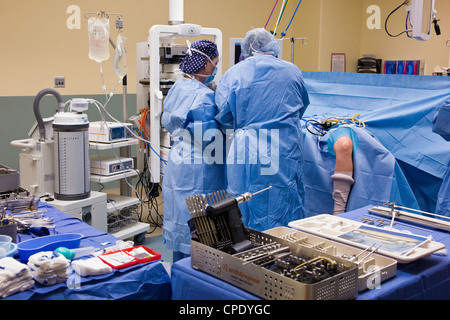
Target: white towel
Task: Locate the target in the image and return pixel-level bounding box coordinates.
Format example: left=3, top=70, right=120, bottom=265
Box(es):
left=27, top=251, right=70, bottom=286
left=28, top=251, right=70, bottom=272
left=0, top=257, right=34, bottom=298
left=72, top=256, right=113, bottom=277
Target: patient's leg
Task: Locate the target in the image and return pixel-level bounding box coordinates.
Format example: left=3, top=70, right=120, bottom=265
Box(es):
left=332, top=136, right=354, bottom=214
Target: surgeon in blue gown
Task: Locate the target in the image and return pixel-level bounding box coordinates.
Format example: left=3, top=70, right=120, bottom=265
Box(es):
left=432, top=99, right=450, bottom=217
left=161, top=40, right=225, bottom=261
left=215, top=28, right=310, bottom=231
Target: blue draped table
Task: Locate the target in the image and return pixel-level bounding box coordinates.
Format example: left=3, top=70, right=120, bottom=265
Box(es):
left=3, top=201, right=172, bottom=300
left=171, top=205, right=450, bottom=300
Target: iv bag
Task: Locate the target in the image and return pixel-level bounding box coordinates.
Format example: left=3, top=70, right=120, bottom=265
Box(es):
left=88, top=17, right=110, bottom=63
left=113, top=34, right=128, bottom=78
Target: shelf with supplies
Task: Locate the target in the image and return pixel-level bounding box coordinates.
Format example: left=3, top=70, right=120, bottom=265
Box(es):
left=89, top=137, right=148, bottom=244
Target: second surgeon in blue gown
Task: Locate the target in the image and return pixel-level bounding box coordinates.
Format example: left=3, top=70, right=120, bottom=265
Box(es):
left=161, top=40, right=225, bottom=261
left=215, top=28, right=310, bottom=231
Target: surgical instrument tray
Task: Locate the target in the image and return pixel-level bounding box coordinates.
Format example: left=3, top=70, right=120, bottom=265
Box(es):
left=191, top=228, right=359, bottom=300
left=187, top=189, right=359, bottom=300
left=288, top=214, right=445, bottom=263
left=264, top=226, right=397, bottom=292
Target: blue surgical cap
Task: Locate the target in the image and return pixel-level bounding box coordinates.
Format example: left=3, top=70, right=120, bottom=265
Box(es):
left=241, top=28, right=280, bottom=58
left=179, top=39, right=219, bottom=74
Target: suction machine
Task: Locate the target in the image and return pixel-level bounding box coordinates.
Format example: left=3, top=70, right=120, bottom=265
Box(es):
left=33, top=89, right=91, bottom=201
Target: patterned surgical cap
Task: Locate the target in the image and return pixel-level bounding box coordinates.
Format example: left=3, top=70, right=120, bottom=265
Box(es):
left=179, top=39, right=219, bottom=74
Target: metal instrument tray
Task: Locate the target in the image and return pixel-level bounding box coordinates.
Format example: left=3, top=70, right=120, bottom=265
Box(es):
left=191, top=228, right=359, bottom=300
left=288, top=214, right=445, bottom=264
left=369, top=205, right=450, bottom=232
left=0, top=164, right=19, bottom=193
left=264, top=226, right=397, bottom=292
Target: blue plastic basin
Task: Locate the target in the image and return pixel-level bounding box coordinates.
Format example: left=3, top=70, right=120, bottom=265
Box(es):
left=17, top=233, right=83, bottom=262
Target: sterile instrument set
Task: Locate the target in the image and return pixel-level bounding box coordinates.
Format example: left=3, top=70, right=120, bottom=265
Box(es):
left=185, top=187, right=446, bottom=299
left=1, top=0, right=449, bottom=300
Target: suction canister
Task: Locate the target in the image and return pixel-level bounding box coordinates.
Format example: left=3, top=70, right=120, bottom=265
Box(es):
left=52, top=100, right=90, bottom=201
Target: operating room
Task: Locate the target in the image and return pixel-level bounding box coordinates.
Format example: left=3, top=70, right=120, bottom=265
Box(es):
left=0, top=0, right=450, bottom=302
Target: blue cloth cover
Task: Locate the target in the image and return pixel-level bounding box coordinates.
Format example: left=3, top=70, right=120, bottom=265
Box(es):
left=432, top=99, right=450, bottom=216
left=170, top=206, right=450, bottom=300
left=302, top=72, right=450, bottom=213
left=325, top=126, right=359, bottom=156
left=303, top=123, right=419, bottom=217
left=5, top=201, right=172, bottom=300
left=161, top=77, right=225, bottom=255
left=215, top=54, right=309, bottom=231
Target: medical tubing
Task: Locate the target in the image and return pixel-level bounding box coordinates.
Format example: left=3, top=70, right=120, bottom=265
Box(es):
left=133, top=128, right=167, bottom=164
left=33, top=88, right=64, bottom=141
left=271, top=0, right=288, bottom=34
left=86, top=98, right=163, bottom=222
left=406, top=12, right=412, bottom=38
left=265, top=0, right=279, bottom=29
left=274, top=0, right=289, bottom=34
left=86, top=98, right=166, bottom=165
left=281, top=0, right=302, bottom=37
left=385, top=0, right=409, bottom=37
left=99, top=63, right=108, bottom=100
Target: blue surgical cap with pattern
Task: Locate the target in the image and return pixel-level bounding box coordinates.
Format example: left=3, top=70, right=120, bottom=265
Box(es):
left=179, top=39, right=219, bottom=74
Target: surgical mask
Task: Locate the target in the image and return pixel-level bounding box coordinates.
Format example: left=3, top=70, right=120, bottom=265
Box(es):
left=203, top=66, right=217, bottom=84
left=192, top=59, right=217, bottom=83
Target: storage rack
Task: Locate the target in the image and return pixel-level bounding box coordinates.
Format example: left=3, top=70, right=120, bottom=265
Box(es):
left=89, top=138, right=149, bottom=244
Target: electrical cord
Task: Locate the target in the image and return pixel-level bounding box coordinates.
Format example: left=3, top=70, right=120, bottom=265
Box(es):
left=302, top=114, right=366, bottom=136
left=302, top=117, right=341, bottom=136
left=385, top=1, right=410, bottom=38
left=134, top=147, right=164, bottom=235
left=304, top=119, right=328, bottom=136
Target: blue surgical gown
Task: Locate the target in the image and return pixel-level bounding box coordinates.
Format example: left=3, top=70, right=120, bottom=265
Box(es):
left=215, top=54, right=310, bottom=231
left=161, top=77, right=225, bottom=255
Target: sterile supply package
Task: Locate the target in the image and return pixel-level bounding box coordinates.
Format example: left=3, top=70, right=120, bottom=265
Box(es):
left=128, top=246, right=155, bottom=259
left=97, top=245, right=161, bottom=269
left=71, top=256, right=113, bottom=277
left=98, top=251, right=135, bottom=268
left=27, top=251, right=70, bottom=286
left=0, top=257, right=34, bottom=298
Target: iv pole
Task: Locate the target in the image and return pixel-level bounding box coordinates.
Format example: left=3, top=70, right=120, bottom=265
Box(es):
left=84, top=11, right=131, bottom=196
left=281, top=37, right=309, bottom=64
